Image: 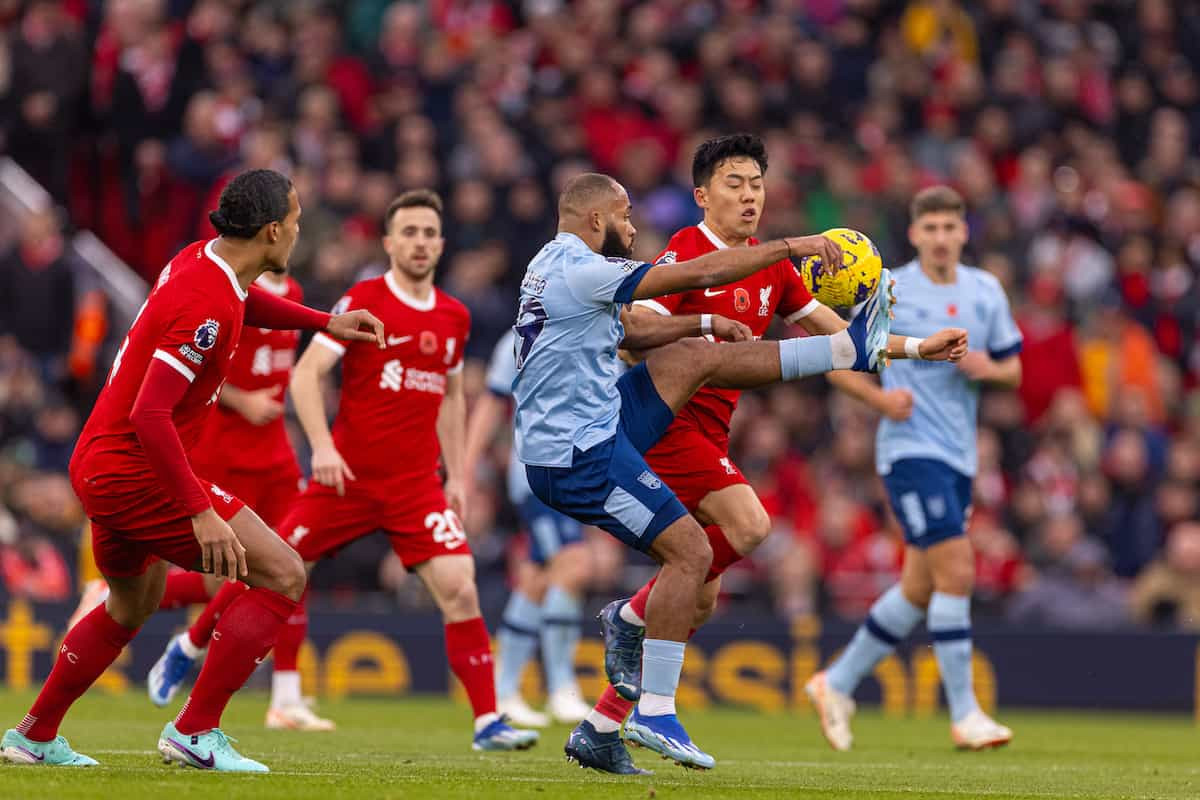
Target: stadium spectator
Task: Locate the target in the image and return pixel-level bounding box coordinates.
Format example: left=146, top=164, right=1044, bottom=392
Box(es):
left=1129, top=522, right=1200, bottom=630
left=0, top=210, right=76, bottom=380
left=1008, top=536, right=1129, bottom=631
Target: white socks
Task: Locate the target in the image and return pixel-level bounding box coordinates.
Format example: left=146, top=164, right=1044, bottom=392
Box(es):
left=270, top=670, right=302, bottom=709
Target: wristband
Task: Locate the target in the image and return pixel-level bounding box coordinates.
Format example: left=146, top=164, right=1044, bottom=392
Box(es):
left=700, top=314, right=713, bottom=336
left=905, top=337, right=925, bottom=360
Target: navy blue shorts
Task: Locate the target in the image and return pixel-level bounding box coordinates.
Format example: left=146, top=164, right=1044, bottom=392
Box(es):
left=882, top=458, right=973, bottom=548
left=518, top=492, right=584, bottom=565
left=525, top=363, right=689, bottom=553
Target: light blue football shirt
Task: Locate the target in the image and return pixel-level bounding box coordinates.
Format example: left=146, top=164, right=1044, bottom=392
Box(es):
left=484, top=329, right=533, bottom=504
left=512, top=232, right=651, bottom=468
left=876, top=261, right=1023, bottom=478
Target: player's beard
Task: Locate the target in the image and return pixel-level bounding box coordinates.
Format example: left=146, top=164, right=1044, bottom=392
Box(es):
left=599, top=223, right=633, bottom=259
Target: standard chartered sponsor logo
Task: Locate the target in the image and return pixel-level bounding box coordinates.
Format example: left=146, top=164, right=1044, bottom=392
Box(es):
left=379, top=360, right=446, bottom=395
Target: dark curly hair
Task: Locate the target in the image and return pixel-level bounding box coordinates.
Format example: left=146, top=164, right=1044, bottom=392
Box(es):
left=691, top=133, right=769, bottom=188
left=208, top=169, right=293, bottom=239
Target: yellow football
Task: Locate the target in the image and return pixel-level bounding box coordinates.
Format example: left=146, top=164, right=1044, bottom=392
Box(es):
left=794, top=228, right=883, bottom=308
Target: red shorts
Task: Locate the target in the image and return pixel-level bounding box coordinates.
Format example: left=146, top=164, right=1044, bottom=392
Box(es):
left=644, top=413, right=747, bottom=512
left=190, top=460, right=303, bottom=530
left=82, top=480, right=246, bottom=579
left=278, top=473, right=471, bottom=568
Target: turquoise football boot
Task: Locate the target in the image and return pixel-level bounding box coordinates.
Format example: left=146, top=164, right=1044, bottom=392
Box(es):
left=1, top=729, right=98, bottom=766
left=157, top=722, right=268, bottom=772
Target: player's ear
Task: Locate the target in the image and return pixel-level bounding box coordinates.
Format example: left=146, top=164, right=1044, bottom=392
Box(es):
left=694, top=185, right=707, bottom=209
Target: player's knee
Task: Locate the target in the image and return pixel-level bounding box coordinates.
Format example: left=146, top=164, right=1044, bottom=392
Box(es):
left=266, top=548, right=307, bottom=601
left=439, top=572, right=481, bottom=619
left=693, top=590, right=719, bottom=627
left=549, top=545, right=590, bottom=592
left=931, top=555, right=974, bottom=596
left=726, top=505, right=771, bottom=552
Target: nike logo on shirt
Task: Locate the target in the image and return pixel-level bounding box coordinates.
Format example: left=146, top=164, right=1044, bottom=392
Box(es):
left=387, top=335, right=413, bottom=346
left=703, top=289, right=726, bottom=297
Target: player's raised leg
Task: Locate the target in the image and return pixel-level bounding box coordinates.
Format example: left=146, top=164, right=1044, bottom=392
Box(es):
left=2, top=560, right=169, bottom=766
left=415, top=553, right=539, bottom=751
left=159, top=506, right=306, bottom=773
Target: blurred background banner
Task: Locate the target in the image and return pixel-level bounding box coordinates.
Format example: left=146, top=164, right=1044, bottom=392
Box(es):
left=1, top=600, right=1196, bottom=714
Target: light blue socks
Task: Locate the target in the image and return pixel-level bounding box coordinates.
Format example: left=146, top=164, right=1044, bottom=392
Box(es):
left=495, top=591, right=541, bottom=698
left=827, top=585, right=925, bottom=695
left=540, top=585, right=582, bottom=694
left=638, top=638, right=686, bottom=716
left=779, top=336, right=835, bottom=379
left=928, top=591, right=979, bottom=723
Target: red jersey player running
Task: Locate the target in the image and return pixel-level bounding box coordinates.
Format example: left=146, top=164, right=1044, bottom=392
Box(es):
left=1, top=170, right=385, bottom=772
left=573, top=134, right=942, bottom=770
left=272, top=189, right=538, bottom=751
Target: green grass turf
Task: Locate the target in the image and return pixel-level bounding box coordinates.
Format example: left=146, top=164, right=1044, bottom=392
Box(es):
left=0, top=690, right=1195, bottom=799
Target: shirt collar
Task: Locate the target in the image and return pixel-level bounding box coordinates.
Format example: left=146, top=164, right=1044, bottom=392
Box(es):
left=205, top=240, right=248, bottom=301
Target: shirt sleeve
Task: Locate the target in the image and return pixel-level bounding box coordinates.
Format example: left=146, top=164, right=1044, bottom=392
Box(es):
left=153, top=301, right=230, bottom=385
left=778, top=261, right=821, bottom=323
left=129, top=358, right=211, bottom=515
left=485, top=330, right=518, bottom=397
left=311, top=292, right=354, bottom=359
left=633, top=247, right=686, bottom=316
left=447, top=308, right=470, bottom=375
left=245, top=285, right=332, bottom=331
left=564, top=253, right=653, bottom=306
left=987, top=284, right=1024, bottom=360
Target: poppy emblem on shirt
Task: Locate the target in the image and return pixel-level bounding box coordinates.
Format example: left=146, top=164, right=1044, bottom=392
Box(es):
left=420, top=330, right=437, bottom=354
left=946, top=304, right=958, bottom=317
left=194, top=319, right=220, bottom=350
left=734, top=287, right=751, bottom=313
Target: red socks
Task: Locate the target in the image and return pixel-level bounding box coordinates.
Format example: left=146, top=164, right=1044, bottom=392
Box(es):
left=185, top=580, right=249, bottom=649
left=629, top=526, right=744, bottom=621
left=18, top=605, right=138, bottom=741
left=704, top=525, right=742, bottom=581
left=175, top=587, right=297, bottom=734
left=445, top=617, right=496, bottom=719
left=595, top=684, right=635, bottom=725
left=272, top=588, right=308, bottom=671
left=158, top=571, right=212, bottom=610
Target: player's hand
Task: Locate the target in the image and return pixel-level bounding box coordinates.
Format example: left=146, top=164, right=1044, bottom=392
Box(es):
left=878, top=388, right=914, bottom=421
left=784, top=235, right=843, bottom=275
left=327, top=309, right=386, bottom=349
left=956, top=350, right=996, bottom=381
left=235, top=386, right=285, bottom=425
left=920, top=327, right=969, bottom=362
left=192, top=508, right=247, bottom=581
left=444, top=477, right=467, bottom=521
left=312, top=443, right=356, bottom=496
left=711, top=315, right=752, bottom=342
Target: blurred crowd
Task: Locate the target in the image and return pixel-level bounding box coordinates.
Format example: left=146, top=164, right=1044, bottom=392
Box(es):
left=1, top=0, right=1199, bottom=630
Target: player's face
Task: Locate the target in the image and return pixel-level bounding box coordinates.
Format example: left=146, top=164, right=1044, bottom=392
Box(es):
left=265, top=189, right=301, bottom=274
left=385, top=206, right=444, bottom=280
left=598, top=191, right=636, bottom=259
left=909, top=210, right=968, bottom=269
left=695, top=157, right=764, bottom=243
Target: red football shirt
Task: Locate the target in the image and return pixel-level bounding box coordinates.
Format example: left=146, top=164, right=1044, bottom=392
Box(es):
left=312, top=272, right=470, bottom=485
left=638, top=223, right=819, bottom=431
left=190, top=274, right=302, bottom=473
left=72, top=240, right=246, bottom=498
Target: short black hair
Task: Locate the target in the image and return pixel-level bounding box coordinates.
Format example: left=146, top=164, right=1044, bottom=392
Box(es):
left=385, top=188, right=444, bottom=231
left=558, top=172, right=621, bottom=218
left=209, top=169, right=293, bottom=238
left=692, top=133, right=768, bottom=188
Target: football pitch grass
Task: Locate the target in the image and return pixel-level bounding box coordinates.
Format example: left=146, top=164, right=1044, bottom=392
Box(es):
left=0, top=691, right=1195, bottom=799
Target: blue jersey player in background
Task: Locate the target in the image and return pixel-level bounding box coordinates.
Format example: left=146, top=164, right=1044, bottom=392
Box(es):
left=811, top=185, right=1023, bottom=753
left=463, top=330, right=594, bottom=728
left=512, top=172, right=968, bottom=772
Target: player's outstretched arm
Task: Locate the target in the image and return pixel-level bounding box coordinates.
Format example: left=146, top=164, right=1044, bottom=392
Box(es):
left=827, top=371, right=914, bottom=421
left=957, top=352, right=1021, bottom=387
left=794, top=302, right=968, bottom=362
left=619, top=307, right=752, bottom=350
left=245, top=285, right=385, bottom=348
left=291, top=338, right=356, bottom=496
left=437, top=368, right=468, bottom=520
left=630, top=235, right=842, bottom=301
